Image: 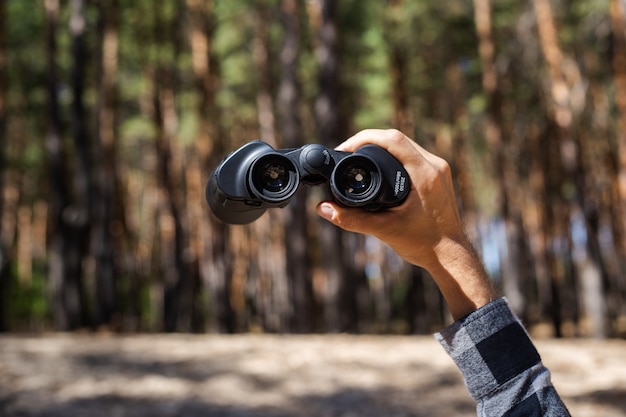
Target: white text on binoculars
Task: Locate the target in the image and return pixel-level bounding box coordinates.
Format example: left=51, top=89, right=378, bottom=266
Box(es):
left=394, top=171, right=406, bottom=196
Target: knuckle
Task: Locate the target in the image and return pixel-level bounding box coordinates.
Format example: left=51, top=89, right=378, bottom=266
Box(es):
left=437, top=159, right=453, bottom=177
left=384, top=129, right=405, bottom=145
left=427, top=154, right=452, bottom=176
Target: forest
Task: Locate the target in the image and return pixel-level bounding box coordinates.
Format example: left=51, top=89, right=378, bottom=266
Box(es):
left=0, top=0, right=625, bottom=338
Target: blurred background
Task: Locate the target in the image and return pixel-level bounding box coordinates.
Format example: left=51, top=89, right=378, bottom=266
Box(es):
left=1, top=0, right=625, bottom=338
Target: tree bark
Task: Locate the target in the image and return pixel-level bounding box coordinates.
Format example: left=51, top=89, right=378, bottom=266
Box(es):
left=153, top=72, right=189, bottom=332
left=312, top=0, right=356, bottom=332
left=278, top=0, right=314, bottom=333
left=0, top=0, right=8, bottom=331
left=611, top=0, right=626, bottom=221
left=533, top=0, right=605, bottom=337
left=473, top=0, right=525, bottom=314
left=93, top=0, right=120, bottom=328
left=253, top=1, right=277, bottom=146
left=386, top=0, right=413, bottom=135
left=45, top=0, right=85, bottom=330
left=151, top=1, right=195, bottom=332
left=68, top=0, right=93, bottom=328
left=186, top=0, right=235, bottom=333
left=608, top=0, right=626, bottom=335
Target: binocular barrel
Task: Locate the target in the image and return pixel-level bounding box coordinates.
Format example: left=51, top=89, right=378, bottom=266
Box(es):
left=206, top=141, right=409, bottom=224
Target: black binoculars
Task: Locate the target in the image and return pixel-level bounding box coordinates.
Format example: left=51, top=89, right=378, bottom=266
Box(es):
left=206, top=140, right=410, bottom=224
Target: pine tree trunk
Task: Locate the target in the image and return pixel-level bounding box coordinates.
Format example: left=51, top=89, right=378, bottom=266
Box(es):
left=611, top=0, right=626, bottom=223
left=253, top=1, right=277, bottom=146
left=153, top=73, right=188, bottom=332
left=0, top=0, right=8, bottom=332
left=186, top=0, right=235, bottom=333
left=45, top=0, right=81, bottom=330
left=313, top=0, right=356, bottom=332
left=387, top=0, right=413, bottom=135
left=607, top=0, right=626, bottom=334
left=68, top=0, right=93, bottom=328
left=92, top=0, right=120, bottom=329
left=474, top=0, right=528, bottom=315
left=279, top=0, right=314, bottom=333
left=533, top=0, right=606, bottom=337
left=151, top=2, right=194, bottom=332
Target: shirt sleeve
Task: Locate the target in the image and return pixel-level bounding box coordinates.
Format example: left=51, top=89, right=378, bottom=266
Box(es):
left=434, top=298, right=571, bottom=416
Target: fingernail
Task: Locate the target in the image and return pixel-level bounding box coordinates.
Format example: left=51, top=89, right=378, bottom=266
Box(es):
left=318, top=203, right=336, bottom=221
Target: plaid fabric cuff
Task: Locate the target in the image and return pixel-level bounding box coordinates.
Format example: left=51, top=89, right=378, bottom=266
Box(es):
left=434, top=298, right=541, bottom=400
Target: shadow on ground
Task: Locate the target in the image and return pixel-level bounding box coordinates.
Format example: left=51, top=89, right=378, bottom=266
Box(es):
left=2, top=389, right=475, bottom=417
left=1, top=334, right=624, bottom=417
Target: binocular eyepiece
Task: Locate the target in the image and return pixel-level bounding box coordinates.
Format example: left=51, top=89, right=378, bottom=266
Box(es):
left=206, top=140, right=410, bottom=224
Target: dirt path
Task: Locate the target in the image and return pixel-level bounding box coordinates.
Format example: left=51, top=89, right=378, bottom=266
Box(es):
left=1, top=334, right=625, bottom=416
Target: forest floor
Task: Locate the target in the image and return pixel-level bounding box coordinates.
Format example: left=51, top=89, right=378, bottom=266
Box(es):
left=0, top=333, right=625, bottom=417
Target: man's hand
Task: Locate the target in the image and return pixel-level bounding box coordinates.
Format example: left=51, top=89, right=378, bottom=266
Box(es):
left=316, top=129, right=496, bottom=320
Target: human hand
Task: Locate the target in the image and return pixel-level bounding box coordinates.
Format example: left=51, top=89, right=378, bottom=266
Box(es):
left=316, top=129, right=465, bottom=269
left=316, top=129, right=495, bottom=319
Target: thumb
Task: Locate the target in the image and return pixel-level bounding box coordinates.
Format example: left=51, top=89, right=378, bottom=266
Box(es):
left=316, top=201, right=388, bottom=235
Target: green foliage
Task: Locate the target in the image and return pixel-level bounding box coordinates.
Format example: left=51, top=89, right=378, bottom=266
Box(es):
left=339, top=0, right=392, bottom=129
left=120, top=115, right=157, bottom=142
left=7, top=262, right=49, bottom=330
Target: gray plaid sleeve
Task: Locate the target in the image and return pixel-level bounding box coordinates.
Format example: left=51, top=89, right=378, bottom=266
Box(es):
left=434, top=298, right=571, bottom=416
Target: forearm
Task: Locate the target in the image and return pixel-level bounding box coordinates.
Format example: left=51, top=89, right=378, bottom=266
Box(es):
left=422, top=236, right=497, bottom=320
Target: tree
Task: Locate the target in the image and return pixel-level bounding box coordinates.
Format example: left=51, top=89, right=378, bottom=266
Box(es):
left=92, top=0, right=121, bottom=328
left=150, top=0, right=199, bottom=332
left=473, top=0, right=526, bottom=316
left=68, top=0, right=93, bottom=327
left=186, top=0, right=235, bottom=333
left=45, top=0, right=88, bottom=330
left=386, top=0, right=413, bottom=135
left=534, top=0, right=606, bottom=337
left=611, top=0, right=626, bottom=216
left=311, top=0, right=358, bottom=332
left=0, top=0, right=8, bottom=331
left=278, top=0, right=314, bottom=333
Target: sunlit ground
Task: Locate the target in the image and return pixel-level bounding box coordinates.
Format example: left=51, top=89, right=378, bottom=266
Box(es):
left=0, top=334, right=624, bottom=416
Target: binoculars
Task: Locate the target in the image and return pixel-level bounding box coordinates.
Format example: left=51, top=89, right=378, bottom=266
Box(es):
left=206, top=140, right=410, bottom=224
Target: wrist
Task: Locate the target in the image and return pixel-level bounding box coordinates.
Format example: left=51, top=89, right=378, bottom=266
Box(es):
left=424, top=236, right=497, bottom=320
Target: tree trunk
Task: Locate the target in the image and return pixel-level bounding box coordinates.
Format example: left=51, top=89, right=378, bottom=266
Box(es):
left=312, top=0, right=355, bottom=332
left=473, top=0, right=525, bottom=314
left=386, top=0, right=413, bottom=135
left=186, top=0, right=235, bottom=333
left=533, top=0, right=605, bottom=337
left=611, top=0, right=626, bottom=227
left=608, top=0, right=626, bottom=334
left=153, top=72, right=189, bottom=332
left=253, top=1, right=277, bottom=147
left=278, top=0, right=314, bottom=333
left=45, top=0, right=83, bottom=330
left=0, top=0, right=8, bottom=332
left=68, top=0, right=93, bottom=328
left=249, top=0, right=291, bottom=332
left=93, top=0, right=120, bottom=329
left=151, top=1, right=195, bottom=333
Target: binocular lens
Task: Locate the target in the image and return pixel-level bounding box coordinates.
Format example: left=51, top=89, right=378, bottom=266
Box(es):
left=250, top=154, right=298, bottom=202
left=259, top=162, right=290, bottom=192
left=341, top=166, right=372, bottom=195
left=332, top=156, right=381, bottom=205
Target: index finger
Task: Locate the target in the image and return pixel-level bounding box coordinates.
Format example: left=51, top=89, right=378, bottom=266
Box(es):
left=337, top=129, right=440, bottom=168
